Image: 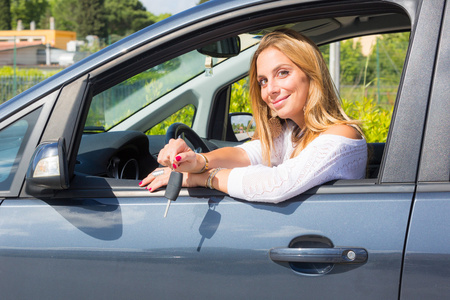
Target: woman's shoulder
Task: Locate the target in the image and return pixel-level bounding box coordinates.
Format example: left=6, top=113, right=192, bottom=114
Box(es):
left=321, top=124, right=363, bottom=140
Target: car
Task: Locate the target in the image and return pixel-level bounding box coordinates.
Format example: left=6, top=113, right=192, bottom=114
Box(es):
left=0, top=0, right=449, bottom=299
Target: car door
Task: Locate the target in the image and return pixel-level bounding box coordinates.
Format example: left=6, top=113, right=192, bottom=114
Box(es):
left=400, top=3, right=450, bottom=298
left=0, top=0, right=444, bottom=299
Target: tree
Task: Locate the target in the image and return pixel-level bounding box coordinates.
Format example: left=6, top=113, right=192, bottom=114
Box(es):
left=49, top=0, right=106, bottom=39
left=10, top=0, right=49, bottom=29
left=0, top=0, right=12, bottom=30
left=77, top=0, right=107, bottom=38
left=51, top=0, right=78, bottom=31
left=104, top=0, right=155, bottom=36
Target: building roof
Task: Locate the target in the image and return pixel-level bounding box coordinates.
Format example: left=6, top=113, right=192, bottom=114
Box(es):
left=0, top=41, right=44, bottom=52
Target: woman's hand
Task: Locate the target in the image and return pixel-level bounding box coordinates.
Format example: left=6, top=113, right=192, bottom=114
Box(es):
left=139, top=167, right=208, bottom=192
left=139, top=167, right=172, bottom=192
left=157, top=138, right=204, bottom=173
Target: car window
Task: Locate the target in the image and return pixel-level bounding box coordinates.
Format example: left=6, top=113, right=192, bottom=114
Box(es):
left=0, top=109, right=40, bottom=191
left=146, top=104, right=196, bottom=135
left=77, top=16, right=410, bottom=182
left=85, top=50, right=208, bottom=133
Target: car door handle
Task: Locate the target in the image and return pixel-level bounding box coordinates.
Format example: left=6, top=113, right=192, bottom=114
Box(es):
left=269, top=247, right=368, bottom=264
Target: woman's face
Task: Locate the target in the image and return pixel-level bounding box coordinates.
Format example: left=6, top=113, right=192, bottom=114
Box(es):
left=256, top=47, right=310, bottom=127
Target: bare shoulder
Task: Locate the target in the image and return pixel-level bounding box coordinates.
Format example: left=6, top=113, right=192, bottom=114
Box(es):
left=323, top=124, right=362, bottom=140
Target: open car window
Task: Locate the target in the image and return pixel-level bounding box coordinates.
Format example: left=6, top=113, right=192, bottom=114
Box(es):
left=76, top=11, right=411, bottom=184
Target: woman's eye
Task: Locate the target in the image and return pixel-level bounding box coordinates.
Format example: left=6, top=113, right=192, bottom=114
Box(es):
left=258, top=78, right=268, bottom=86
left=278, top=70, right=289, bottom=77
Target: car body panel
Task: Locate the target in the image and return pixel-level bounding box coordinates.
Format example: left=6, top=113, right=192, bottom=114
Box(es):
left=0, top=190, right=412, bottom=299
left=400, top=3, right=450, bottom=297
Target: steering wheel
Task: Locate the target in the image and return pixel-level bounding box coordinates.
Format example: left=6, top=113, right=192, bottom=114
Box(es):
left=165, top=122, right=211, bottom=153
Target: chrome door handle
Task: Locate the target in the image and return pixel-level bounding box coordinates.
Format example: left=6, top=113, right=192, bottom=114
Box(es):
left=269, top=247, right=368, bottom=264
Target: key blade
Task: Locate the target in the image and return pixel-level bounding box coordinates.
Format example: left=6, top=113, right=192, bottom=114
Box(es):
left=164, top=199, right=171, bottom=218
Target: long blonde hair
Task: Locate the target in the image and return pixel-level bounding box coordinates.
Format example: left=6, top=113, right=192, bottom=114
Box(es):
left=249, top=29, right=361, bottom=165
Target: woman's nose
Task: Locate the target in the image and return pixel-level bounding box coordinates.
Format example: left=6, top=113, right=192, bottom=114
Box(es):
left=267, top=79, right=280, bottom=95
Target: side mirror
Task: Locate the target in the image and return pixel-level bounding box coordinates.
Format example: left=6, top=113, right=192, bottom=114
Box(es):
left=26, top=138, right=69, bottom=194
left=229, top=112, right=255, bottom=142
left=197, top=36, right=241, bottom=58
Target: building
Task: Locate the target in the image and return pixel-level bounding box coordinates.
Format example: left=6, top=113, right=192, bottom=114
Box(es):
left=0, top=29, right=76, bottom=50
left=0, top=29, right=77, bottom=66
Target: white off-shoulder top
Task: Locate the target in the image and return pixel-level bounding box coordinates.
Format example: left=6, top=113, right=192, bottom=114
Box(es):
left=227, top=123, right=368, bottom=203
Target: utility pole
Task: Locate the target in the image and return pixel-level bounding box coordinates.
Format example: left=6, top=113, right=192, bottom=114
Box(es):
left=330, top=41, right=340, bottom=93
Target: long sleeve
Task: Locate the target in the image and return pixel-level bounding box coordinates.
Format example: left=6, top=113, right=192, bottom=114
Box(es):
left=227, top=132, right=367, bottom=203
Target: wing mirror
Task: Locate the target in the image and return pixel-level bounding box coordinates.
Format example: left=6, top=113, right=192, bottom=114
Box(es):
left=26, top=138, right=69, bottom=194
left=197, top=36, right=241, bottom=58
left=229, top=112, right=255, bottom=142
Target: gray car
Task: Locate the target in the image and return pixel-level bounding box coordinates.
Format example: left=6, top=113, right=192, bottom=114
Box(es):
left=0, top=0, right=449, bottom=299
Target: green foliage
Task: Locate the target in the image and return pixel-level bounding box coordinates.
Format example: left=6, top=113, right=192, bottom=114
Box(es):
left=104, top=0, right=155, bottom=36
left=0, top=0, right=12, bottom=30
left=0, top=66, right=60, bottom=77
left=146, top=105, right=196, bottom=135
left=0, top=67, right=62, bottom=103
left=230, top=77, right=252, bottom=114
left=342, top=98, right=392, bottom=143
left=77, top=0, right=107, bottom=38
left=10, top=0, right=49, bottom=29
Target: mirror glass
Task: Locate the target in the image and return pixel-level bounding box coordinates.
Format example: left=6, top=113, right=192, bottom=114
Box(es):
left=230, top=113, right=255, bottom=142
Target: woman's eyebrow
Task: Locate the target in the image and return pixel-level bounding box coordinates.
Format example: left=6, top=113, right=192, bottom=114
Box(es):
left=258, top=64, right=291, bottom=78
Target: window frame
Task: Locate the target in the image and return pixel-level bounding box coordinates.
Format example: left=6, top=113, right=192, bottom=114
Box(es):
left=0, top=91, right=58, bottom=197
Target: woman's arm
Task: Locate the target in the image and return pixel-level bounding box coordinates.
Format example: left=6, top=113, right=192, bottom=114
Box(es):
left=159, top=138, right=252, bottom=172
left=140, top=138, right=250, bottom=191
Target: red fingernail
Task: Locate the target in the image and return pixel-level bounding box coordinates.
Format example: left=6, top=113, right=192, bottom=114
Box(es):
left=172, top=164, right=177, bottom=169
left=175, top=156, right=181, bottom=162
left=148, top=187, right=152, bottom=191
left=139, top=181, right=142, bottom=185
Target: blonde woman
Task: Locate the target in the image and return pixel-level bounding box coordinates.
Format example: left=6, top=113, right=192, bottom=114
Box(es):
left=140, top=30, right=367, bottom=203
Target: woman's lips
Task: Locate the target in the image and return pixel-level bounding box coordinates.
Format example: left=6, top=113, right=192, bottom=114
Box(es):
left=272, top=95, right=289, bottom=108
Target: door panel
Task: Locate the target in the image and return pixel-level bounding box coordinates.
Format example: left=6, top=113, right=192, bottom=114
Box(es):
left=0, top=188, right=412, bottom=299
left=400, top=188, right=450, bottom=299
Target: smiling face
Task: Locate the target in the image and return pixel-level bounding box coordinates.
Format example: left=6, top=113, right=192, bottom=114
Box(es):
left=256, top=47, right=310, bottom=127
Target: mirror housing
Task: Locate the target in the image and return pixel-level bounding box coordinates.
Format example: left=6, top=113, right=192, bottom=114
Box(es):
left=26, top=138, right=69, bottom=194
left=197, top=36, right=241, bottom=58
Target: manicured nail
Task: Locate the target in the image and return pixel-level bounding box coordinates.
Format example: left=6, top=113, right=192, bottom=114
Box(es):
left=175, top=155, right=181, bottom=162
left=148, top=187, right=152, bottom=191
left=172, top=164, right=177, bottom=169
left=139, top=181, right=142, bottom=186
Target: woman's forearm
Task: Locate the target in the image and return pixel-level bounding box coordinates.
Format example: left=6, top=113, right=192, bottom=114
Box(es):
left=202, top=146, right=251, bottom=169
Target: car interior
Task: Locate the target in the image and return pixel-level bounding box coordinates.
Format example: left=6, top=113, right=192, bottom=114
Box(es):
left=74, top=8, right=411, bottom=186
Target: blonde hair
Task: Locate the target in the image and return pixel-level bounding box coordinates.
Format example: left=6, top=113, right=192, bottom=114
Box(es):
left=249, top=29, right=361, bottom=165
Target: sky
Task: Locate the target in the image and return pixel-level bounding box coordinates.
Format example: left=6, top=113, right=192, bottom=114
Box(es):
left=141, top=0, right=198, bottom=16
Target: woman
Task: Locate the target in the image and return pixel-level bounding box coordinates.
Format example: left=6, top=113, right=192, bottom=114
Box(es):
left=139, top=29, right=367, bottom=203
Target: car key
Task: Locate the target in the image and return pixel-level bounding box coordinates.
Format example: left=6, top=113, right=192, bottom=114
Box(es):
left=163, top=171, right=183, bottom=217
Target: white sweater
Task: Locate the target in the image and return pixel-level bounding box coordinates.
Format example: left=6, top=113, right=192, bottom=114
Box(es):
left=227, top=125, right=368, bottom=203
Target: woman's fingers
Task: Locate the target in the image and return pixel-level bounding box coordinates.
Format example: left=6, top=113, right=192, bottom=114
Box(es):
left=139, top=167, right=171, bottom=191
left=171, top=150, right=197, bottom=172
left=157, top=138, right=190, bottom=167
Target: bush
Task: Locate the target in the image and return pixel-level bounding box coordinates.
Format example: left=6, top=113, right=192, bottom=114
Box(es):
left=342, top=97, right=392, bottom=143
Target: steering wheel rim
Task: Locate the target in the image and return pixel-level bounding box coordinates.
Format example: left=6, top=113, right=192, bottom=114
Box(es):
left=165, top=122, right=211, bottom=153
